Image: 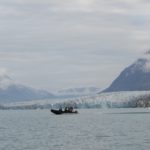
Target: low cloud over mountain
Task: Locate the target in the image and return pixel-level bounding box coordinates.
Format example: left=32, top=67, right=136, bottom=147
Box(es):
left=0, top=72, right=55, bottom=103
left=0, top=84, right=55, bottom=103
left=56, top=87, right=101, bottom=98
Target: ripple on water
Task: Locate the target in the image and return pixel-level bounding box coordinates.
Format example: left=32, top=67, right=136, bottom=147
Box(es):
left=0, top=109, right=150, bottom=150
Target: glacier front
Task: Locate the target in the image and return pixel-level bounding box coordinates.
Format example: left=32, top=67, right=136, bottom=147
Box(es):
left=53, top=91, right=150, bottom=109
left=1, top=91, right=150, bottom=109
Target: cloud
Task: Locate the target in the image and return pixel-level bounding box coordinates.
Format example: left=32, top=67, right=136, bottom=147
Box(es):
left=0, top=68, right=14, bottom=89
left=145, top=49, right=150, bottom=55
left=143, top=59, right=150, bottom=72
left=0, top=68, right=9, bottom=78
left=0, top=0, right=150, bottom=90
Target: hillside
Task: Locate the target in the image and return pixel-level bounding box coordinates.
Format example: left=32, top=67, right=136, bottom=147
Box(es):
left=104, top=58, right=150, bottom=92
left=0, top=84, right=55, bottom=103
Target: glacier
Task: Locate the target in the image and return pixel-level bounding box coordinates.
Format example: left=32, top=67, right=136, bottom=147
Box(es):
left=53, top=91, right=150, bottom=109
left=1, top=91, right=150, bottom=109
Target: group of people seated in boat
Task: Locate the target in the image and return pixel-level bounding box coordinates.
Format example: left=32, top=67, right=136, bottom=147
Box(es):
left=59, top=107, right=74, bottom=112
left=65, top=107, right=74, bottom=112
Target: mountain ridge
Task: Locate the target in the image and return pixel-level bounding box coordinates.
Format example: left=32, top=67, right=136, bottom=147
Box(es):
left=103, top=58, right=150, bottom=92
left=0, top=84, right=55, bottom=103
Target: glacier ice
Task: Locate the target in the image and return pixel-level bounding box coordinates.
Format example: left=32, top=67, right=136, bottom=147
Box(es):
left=1, top=91, right=150, bottom=109
left=53, top=91, right=150, bottom=109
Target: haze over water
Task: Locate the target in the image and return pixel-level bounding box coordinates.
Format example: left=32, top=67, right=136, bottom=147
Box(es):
left=1, top=108, right=150, bottom=150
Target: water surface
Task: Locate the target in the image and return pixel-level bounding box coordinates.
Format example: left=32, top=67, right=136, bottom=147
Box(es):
left=0, top=108, right=150, bottom=150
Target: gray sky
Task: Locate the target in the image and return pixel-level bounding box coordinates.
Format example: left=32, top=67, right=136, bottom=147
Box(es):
left=0, top=0, right=150, bottom=91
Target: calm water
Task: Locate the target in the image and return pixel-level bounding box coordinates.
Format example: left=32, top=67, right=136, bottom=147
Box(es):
left=1, top=108, right=150, bottom=150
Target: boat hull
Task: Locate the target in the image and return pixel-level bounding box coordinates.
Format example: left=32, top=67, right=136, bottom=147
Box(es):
left=51, top=109, right=78, bottom=115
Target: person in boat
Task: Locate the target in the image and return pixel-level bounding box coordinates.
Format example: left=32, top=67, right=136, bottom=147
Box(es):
left=64, top=107, right=68, bottom=112
left=68, top=107, right=73, bottom=112
left=64, top=107, right=73, bottom=112
left=59, top=107, right=62, bottom=112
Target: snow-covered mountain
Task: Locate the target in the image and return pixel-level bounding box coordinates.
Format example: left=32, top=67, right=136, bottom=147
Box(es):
left=0, top=84, right=55, bottom=103
left=56, top=87, right=101, bottom=98
left=0, top=74, right=100, bottom=103
left=104, top=58, right=150, bottom=92
left=0, top=85, right=101, bottom=103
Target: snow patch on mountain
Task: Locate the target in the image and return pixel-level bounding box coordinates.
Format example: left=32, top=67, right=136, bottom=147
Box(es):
left=143, top=60, right=150, bottom=72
